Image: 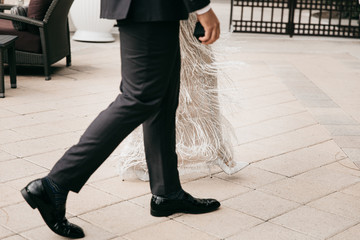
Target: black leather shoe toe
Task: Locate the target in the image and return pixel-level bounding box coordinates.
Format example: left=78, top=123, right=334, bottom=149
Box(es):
left=53, top=219, right=85, bottom=238
left=150, top=191, right=220, bottom=217
left=21, top=179, right=85, bottom=239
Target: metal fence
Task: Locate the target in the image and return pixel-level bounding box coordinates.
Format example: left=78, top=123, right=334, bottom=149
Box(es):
left=230, top=0, right=360, bottom=38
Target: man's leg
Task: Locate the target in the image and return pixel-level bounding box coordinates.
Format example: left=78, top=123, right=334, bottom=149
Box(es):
left=47, top=21, right=182, bottom=193
left=142, top=42, right=181, bottom=196
left=21, top=20, right=185, bottom=239
left=141, top=21, right=221, bottom=217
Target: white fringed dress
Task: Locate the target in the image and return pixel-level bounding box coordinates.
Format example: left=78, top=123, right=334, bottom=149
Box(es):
left=116, top=14, right=248, bottom=181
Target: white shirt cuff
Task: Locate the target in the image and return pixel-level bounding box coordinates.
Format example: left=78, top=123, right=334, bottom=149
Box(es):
left=196, top=4, right=211, bottom=15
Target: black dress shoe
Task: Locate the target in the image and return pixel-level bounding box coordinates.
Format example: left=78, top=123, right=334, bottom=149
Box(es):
left=150, top=191, right=220, bottom=217
left=21, top=179, right=85, bottom=239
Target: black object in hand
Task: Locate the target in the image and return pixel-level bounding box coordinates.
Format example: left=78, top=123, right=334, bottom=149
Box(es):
left=193, top=21, right=205, bottom=42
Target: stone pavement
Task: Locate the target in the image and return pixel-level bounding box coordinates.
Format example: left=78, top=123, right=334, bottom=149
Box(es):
left=1, top=1, right=360, bottom=240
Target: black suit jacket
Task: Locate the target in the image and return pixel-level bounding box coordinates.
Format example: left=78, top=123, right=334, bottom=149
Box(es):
left=100, top=0, right=210, bottom=21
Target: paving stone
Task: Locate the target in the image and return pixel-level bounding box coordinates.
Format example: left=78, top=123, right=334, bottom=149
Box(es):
left=59, top=102, right=110, bottom=117
left=128, top=194, right=152, bottom=210
left=1, top=235, right=28, bottom=240
left=223, top=190, right=300, bottom=221
left=87, top=156, right=120, bottom=184
left=0, top=151, right=16, bottom=162
left=235, top=112, right=317, bottom=143
left=230, top=144, right=270, bottom=163
left=233, top=125, right=332, bottom=163
left=292, top=57, right=360, bottom=110
left=0, top=110, right=75, bottom=131
left=12, top=123, right=68, bottom=139
left=261, top=124, right=332, bottom=154
left=67, top=185, right=122, bottom=216
left=0, top=184, right=23, bottom=208
left=227, top=222, right=317, bottom=240
left=0, top=202, right=44, bottom=233
left=34, top=89, right=92, bottom=102
left=72, top=81, right=118, bottom=95
left=178, top=170, right=213, bottom=184
left=340, top=59, right=360, bottom=69
left=0, top=225, right=14, bottom=239
left=342, top=148, right=360, bottom=162
left=328, top=223, right=360, bottom=240
left=38, top=132, right=82, bottom=150
left=259, top=177, right=334, bottom=204
left=175, top=206, right=262, bottom=239
left=0, top=115, right=40, bottom=130
left=341, top=182, right=360, bottom=198
left=124, top=220, right=217, bottom=240
left=293, top=166, right=360, bottom=191
left=237, top=92, right=297, bottom=110
left=308, top=107, right=358, bottom=125
left=182, top=176, right=250, bottom=201
left=285, top=86, right=333, bottom=103
left=23, top=150, right=65, bottom=170
left=5, top=172, right=46, bottom=191
left=271, top=206, right=357, bottom=239
left=351, top=111, right=360, bottom=124
left=226, top=101, right=305, bottom=128
left=3, top=103, right=53, bottom=115
left=234, top=126, right=264, bottom=145
left=323, top=159, right=360, bottom=177
left=90, top=176, right=150, bottom=200
left=308, top=192, right=360, bottom=220
left=224, top=63, right=269, bottom=82
left=2, top=91, right=50, bottom=105
left=21, top=217, right=116, bottom=240
left=253, top=140, right=346, bottom=177
left=354, top=161, right=360, bottom=169
left=301, top=99, right=339, bottom=108
left=324, top=125, right=360, bottom=136
left=37, top=93, right=108, bottom=110
left=0, top=139, right=61, bottom=158
left=0, top=109, right=19, bottom=118
left=0, top=130, right=30, bottom=145
left=216, top=166, right=284, bottom=189
left=48, top=116, right=94, bottom=132
left=0, top=159, right=47, bottom=183
left=333, top=136, right=360, bottom=148
left=228, top=79, right=288, bottom=100
left=79, top=201, right=165, bottom=236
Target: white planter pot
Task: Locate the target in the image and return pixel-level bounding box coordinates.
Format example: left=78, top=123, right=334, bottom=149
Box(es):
left=70, top=0, right=115, bottom=42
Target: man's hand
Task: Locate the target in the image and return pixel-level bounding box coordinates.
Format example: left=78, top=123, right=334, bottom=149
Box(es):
left=197, top=9, right=220, bottom=45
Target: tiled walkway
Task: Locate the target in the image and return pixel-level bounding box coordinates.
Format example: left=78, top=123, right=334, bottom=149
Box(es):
left=1, top=2, right=360, bottom=240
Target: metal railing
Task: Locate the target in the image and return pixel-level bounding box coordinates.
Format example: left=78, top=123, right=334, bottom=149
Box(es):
left=230, top=0, right=360, bottom=38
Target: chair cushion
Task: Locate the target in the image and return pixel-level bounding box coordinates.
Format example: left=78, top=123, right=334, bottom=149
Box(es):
left=0, top=19, right=42, bottom=53
left=10, top=6, right=28, bottom=31
left=27, top=0, right=53, bottom=33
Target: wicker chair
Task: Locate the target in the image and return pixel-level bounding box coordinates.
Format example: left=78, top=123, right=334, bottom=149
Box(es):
left=0, top=0, right=74, bottom=80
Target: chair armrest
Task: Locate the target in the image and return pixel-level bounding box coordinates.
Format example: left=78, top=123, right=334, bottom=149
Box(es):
left=0, top=4, right=16, bottom=11
left=0, top=12, right=44, bottom=27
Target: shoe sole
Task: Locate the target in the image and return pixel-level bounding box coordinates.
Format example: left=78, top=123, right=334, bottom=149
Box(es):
left=151, top=206, right=220, bottom=217
left=21, top=188, right=37, bottom=209
left=151, top=209, right=176, bottom=217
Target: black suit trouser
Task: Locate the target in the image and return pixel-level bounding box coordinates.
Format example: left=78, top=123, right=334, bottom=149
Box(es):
left=47, top=21, right=182, bottom=196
